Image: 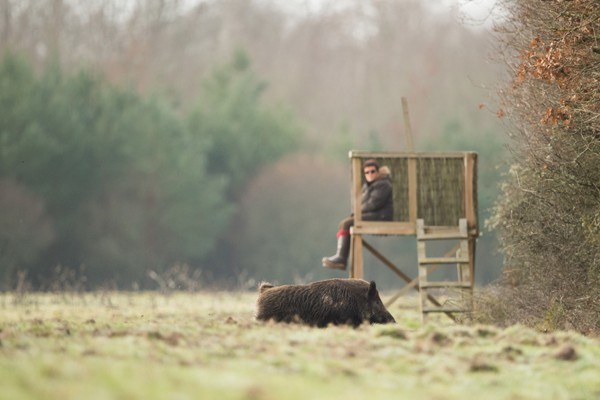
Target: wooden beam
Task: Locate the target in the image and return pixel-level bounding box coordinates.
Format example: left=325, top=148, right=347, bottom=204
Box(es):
left=351, top=222, right=415, bottom=236
left=351, top=235, right=364, bottom=279
left=351, top=156, right=362, bottom=221
left=402, top=97, right=414, bottom=152
left=464, top=152, right=478, bottom=233
left=349, top=150, right=470, bottom=159
left=408, top=157, right=418, bottom=224
left=469, top=238, right=476, bottom=286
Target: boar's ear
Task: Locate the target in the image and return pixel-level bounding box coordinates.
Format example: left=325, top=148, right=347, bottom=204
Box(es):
left=367, top=281, right=377, bottom=299
left=259, top=282, right=274, bottom=294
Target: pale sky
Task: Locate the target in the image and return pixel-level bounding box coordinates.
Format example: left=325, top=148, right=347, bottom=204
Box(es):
left=269, top=0, right=502, bottom=30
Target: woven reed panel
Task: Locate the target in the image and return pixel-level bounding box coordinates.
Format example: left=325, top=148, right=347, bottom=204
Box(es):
left=361, top=156, right=467, bottom=225
left=416, top=157, right=465, bottom=226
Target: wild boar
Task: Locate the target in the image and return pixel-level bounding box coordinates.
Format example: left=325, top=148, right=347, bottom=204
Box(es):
left=255, top=278, right=395, bottom=327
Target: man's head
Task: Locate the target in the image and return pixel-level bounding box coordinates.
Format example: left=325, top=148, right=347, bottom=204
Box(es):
left=363, top=159, right=380, bottom=183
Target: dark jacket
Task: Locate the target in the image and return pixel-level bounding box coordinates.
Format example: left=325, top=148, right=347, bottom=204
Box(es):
left=361, top=166, right=393, bottom=221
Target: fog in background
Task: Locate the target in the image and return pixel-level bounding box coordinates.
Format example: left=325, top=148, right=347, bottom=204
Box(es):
left=0, top=0, right=509, bottom=290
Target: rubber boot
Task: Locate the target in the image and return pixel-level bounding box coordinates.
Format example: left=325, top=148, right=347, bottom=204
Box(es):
left=322, top=234, right=350, bottom=270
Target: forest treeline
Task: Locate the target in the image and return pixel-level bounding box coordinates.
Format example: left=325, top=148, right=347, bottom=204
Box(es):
left=0, top=51, right=299, bottom=289
left=0, top=0, right=508, bottom=289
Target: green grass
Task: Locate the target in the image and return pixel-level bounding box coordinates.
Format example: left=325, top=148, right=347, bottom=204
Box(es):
left=0, top=291, right=599, bottom=400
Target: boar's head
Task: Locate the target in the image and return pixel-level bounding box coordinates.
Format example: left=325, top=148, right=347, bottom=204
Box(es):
left=363, top=281, right=396, bottom=324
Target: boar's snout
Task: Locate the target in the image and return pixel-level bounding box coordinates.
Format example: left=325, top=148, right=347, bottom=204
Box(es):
left=370, top=309, right=396, bottom=324
left=368, top=304, right=396, bottom=324
left=366, top=281, right=396, bottom=324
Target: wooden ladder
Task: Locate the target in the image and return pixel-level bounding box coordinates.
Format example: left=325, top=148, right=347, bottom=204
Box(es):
left=417, top=218, right=473, bottom=323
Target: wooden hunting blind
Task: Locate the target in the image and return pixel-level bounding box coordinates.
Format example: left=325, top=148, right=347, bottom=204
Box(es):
left=348, top=150, right=478, bottom=322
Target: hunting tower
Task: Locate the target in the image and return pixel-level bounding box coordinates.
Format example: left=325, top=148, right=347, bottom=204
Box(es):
left=348, top=150, right=478, bottom=323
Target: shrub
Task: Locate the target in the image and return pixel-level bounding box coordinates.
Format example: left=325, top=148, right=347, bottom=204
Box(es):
left=485, top=0, right=600, bottom=334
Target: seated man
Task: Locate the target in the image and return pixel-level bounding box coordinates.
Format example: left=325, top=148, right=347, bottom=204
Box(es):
left=322, top=159, right=393, bottom=270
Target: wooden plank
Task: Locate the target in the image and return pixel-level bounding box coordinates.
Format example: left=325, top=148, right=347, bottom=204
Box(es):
left=458, top=219, right=470, bottom=283
left=408, top=157, right=418, bottom=224
left=417, top=231, right=468, bottom=240
left=351, top=235, right=363, bottom=279
left=421, top=224, right=469, bottom=234
left=464, top=152, right=478, bottom=233
left=351, top=156, right=362, bottom=221
left=416, top=220, right=426, bottom=263
left=349, top=155, right=361, bottom=279
left=347, top=235, right=354, bottom=279
left=420, top=257, right=470, bottom=265
left=459, top=218, right=468, bottom=237
left=349, top=150, right=473, bottom=159
left=465, top=237, right=476, bottom=319
left=416, top=220, right=429, bottom=324
left=351, top=223, right=477, bottom=237
left=419, top=282, right=472, bottom=288
left=469, top=237, right=476, bottom=286
left=351, top=222, right=415, bottom=236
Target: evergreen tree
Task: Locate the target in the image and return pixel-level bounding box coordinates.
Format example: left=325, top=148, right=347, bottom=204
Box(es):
left=188, top=50, right=301, bottom=201
left=187, top=50, right=302, bottom=281
left=0, top=53, right=232, bottom=288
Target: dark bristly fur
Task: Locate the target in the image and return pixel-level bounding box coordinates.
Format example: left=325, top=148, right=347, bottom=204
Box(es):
left=255, top=278, right=395, bottom=328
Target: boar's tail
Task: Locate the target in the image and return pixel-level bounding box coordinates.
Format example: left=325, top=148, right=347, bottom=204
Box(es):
left=258, top=281, right=275, bottom=294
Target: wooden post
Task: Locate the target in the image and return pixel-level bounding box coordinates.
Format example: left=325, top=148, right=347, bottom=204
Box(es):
left=351, top=155, right=362, bottom=221
left=402, top=98, right=416, bottom=225
left=402, top=97, right=415, bottom=152
left=351, top=235, right=363, bottom=279
left=458, top=219, right=469, bottom=282
left=463, top=153, right=477, bottom=286
left=408, top=156, right=418, bottom=224
left=416, top=219, right=427, bottom=323
left=350, top=154, right=364, bottom=279
left=464, top=152, right=477, bottom=233
left=468, top=238, right=476, bottom=286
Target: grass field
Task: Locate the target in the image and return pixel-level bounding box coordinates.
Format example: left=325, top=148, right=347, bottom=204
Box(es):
left=0, top=291, right=599, bottom=400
